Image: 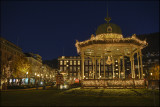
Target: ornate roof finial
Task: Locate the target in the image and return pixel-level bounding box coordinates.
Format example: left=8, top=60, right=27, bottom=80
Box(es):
left=105, top=8, right=111, bottom=23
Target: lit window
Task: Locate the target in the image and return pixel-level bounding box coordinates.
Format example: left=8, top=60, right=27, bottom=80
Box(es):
left=74, top=66, right=76, bottom=71
left=60, top=67, right=63, bottom=71
left=64, top=61, right=66, bottom=65
left=64, top=67, right=66, bottom=71
left=60, top=61, right=63, bottom=65
left=89, top=66, right=92, bottom=71
left=78, top=61, right=80, bottom=65
left=74, top=61, right=76, bottom=65
left=89, top=60, right=92, bottom=65
left=77, top=66, right=80, bottom=70
left=70, top=66, right=72, bottom=71
left=85, top=60, right=88, bottom=65
left=70, top=61, right=72, bottom=65
left=85, top=66, right=88, bottom=72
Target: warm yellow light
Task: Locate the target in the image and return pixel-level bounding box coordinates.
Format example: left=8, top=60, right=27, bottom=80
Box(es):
left=35, top=73, right=36, bottom=75
left=26, top=72, right=28, bottom=74
left=150, top=73, right=152, bottom=76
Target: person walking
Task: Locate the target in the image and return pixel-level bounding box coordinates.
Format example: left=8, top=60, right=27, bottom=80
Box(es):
left=43, top=80, right=46, bottom=90
left=36, top=82, right=38, bottom=90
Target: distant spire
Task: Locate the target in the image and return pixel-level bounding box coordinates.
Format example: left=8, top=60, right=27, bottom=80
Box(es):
left=105, top=8, right=111, bottom=23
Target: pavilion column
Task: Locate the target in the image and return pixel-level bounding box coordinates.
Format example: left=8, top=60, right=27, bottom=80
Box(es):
left=81, top=51, right=84, bottom=79
left=98, top=59, right=101, bottom=79
left=132, top=56, right=135, bottom=78
left=130, top=56, right=133, bottom=78
left=112, top=60, right=115, bottom=79
left=92, top=58, right=95, bottom=79
left=122, top=56, right=125, bottom=79
left=103, top=57, right=105, bottom=79
left=139, top=50, right=144, bottom=79
left=95, top=57, right=97, bottom=79
left=137, top=52, right=140, bottom=79
left=118, top=58, right=121, bottom=79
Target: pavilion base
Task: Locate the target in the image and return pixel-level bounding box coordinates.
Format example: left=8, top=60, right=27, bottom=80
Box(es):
left=81, top=79, right=146, bottom=89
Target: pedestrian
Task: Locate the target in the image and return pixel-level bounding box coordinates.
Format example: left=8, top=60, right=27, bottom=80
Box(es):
left=2, top=83, right=5, bottom=90
left=43, top=80, right=46, bottom=90
left=36, top=82, right=38, bottom=90
left=4, top=82, right=7, bottom=90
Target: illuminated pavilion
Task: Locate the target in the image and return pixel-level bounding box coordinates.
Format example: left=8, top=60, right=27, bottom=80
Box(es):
left=75, top=13, right=148, bottom=88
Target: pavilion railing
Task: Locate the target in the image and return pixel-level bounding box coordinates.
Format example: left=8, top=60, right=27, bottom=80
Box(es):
left=81, top=79, right=146, bottom=88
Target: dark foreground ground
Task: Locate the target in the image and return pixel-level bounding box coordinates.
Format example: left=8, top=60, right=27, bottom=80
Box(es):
left=1, top=87, right=159, bottom=106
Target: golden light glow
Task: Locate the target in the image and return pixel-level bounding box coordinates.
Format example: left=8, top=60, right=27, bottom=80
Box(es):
left=75, top=33, right=147, bottom=54
left=82, top=79, right=145, bottom=88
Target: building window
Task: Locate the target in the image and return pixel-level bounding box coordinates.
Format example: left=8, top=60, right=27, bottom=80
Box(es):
left=89, top=66, right=92, bottom=71
left=73, top=66, right=76, bottom=71
left=97, top=66, right=99, bottom=71
left=85, top=66, right=88, bottom=72
left=89, top=60, right=92, bottom=65
left=64, top=67, right=66, bottom=71
left=77, top=66, right=80, bottom=71
left=70, top=61, right=72, bottom=65
left=60, top=61, right=63, bottom=65
left=85, top=60, right=88, bottom=65
left=85, top=73, right=88, bottom=77
left=60, top=67, right=63, bottom=71
left=74, top=61, right=76, bottom=65
left=78, top=61, right=80, bottom=65
left=70, top=66, right=72, bottom=71
left=101, top=66, right=104, bottom=71
left=101, top=60, right=104, bottom=65
left=64, top=61, right=66, bottom=65
left=70, top=73, right=72, bottom=76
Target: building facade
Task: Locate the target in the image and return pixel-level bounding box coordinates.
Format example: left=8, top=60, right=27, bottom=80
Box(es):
left=0, top=37, right=25, bottom=89
left=58, top=56, right=81, bottom=80
left=58, top=56, right=142, bottom=80
left=25, top=53, right=56, bottom=85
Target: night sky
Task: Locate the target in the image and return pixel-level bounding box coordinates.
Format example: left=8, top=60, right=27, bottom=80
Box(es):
left=1, top=1, right=159, bottom=60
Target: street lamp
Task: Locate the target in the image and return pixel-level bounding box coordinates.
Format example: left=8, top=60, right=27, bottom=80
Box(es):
left=26, top=72, right=28, bottom=85
left=35, top=73, right=37, bottom=85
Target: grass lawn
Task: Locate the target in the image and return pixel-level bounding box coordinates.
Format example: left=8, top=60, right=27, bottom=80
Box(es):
left=1, top=88, right=159, bottom=106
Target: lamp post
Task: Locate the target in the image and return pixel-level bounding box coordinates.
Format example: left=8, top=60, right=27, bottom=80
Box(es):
left=26, top=72, right=28, bottom=85
left=66, top=64, right=69, bottom=80
left=35, top=73, right=37, bottom=86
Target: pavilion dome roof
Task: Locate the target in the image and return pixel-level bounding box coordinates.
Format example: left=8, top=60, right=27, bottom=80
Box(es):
left=95, top=23, right=122, bottom=35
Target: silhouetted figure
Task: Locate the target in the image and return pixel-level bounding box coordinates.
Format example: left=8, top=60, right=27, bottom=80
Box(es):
left=36, top=82, right=38, bottom=90
left=43, top=80, right=46, bottom=90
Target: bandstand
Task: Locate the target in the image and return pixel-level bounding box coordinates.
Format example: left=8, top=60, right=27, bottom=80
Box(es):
left=75, top=14, right=148, bottom=88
